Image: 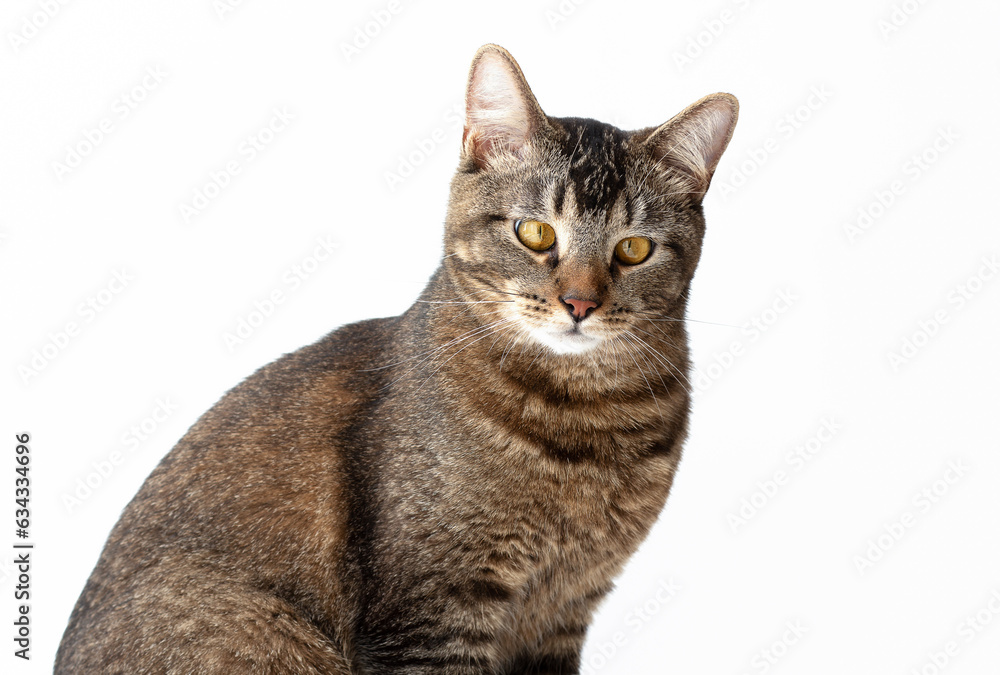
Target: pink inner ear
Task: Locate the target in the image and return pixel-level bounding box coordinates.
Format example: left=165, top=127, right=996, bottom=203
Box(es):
left=465, top=53, right=534, bottom=164
left=650, top=97, right=737, bottom=193
left=696, top=101, right=737, bottom=169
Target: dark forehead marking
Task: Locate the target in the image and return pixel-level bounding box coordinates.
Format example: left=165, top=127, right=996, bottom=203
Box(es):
left=556, top=117, right=631, bottom=216
left=551, top=180, right=567, bottom=216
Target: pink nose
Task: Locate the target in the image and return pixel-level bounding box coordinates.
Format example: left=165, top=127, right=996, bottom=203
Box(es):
left=561, top=296, right=599, bottom=321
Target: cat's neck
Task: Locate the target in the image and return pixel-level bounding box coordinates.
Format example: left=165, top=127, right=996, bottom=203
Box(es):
left=386, top=265, right=689, bottom=464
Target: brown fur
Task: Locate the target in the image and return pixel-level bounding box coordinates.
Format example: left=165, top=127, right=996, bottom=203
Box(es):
left=56, top=45, right=737, bottom=674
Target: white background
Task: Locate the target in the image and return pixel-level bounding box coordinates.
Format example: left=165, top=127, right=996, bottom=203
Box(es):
left=2, top=0, right=999, bottom=672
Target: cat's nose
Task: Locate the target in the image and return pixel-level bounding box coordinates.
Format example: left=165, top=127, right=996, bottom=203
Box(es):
left=560, top=296, right=600, bottom=321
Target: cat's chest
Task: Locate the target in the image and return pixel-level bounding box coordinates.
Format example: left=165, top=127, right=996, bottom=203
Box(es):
left=399, top=367, right=680, bottom=582
left=469, top=448, right=673, bottom=644
left=439, top=385, right=679, bottom=551
left=458, top=429, right=675, bottom=578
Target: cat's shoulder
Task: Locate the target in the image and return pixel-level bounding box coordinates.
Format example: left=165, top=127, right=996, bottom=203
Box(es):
left=235, top=314, right=397, bottom=382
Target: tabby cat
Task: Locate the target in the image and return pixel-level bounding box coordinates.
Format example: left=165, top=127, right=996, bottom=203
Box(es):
left=56, top=44, right=738, bottom=674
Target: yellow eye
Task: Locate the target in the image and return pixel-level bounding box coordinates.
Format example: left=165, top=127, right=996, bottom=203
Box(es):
left=515, top=219, right=556, bottom=252
left=615, top=237, right=653, bottom=265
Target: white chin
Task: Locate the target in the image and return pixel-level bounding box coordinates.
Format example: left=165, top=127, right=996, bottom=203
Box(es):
left=530, top=328, right=602, bottom=355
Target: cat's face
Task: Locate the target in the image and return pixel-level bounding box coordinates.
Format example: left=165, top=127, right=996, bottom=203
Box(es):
left=444, top=45, right=737, bottom=357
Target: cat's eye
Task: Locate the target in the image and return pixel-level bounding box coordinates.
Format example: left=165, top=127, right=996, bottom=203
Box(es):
left=515, top=219, right=555, bottom=252
left=614, top=237, right=653, bottom=265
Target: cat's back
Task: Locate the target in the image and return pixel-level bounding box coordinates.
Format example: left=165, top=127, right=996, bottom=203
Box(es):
left=55, top=316, right=398, bottom=673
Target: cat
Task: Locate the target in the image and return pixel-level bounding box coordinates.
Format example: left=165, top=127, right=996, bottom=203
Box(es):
left=56, top=44, right=738, bottom=674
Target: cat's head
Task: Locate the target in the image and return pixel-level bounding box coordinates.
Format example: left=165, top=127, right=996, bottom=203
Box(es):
left=443, top=44, right=737, bottom=357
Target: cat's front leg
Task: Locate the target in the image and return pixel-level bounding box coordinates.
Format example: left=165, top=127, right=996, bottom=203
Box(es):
left=356, top=602, right=512, bottom=674
left=359, top=632, right=505, bottom=675
left=506, top=651, right=582, bottom=674
left=504, top=592, right=603, bottom=675
left=505, top=628, right=585, bottom=675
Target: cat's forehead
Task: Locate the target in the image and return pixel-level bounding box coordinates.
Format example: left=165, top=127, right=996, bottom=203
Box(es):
left=552, top=118, right=632, bottom=216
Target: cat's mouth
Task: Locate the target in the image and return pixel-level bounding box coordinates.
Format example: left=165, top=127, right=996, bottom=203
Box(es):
left=529, top=325, right=602, bottom=355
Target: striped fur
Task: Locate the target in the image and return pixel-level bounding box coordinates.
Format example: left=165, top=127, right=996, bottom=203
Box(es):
left=56, top=45, right=737, bottom=674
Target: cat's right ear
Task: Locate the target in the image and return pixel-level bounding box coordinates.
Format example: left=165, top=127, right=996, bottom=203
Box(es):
left=462, top=44, right=548, bottom=170
left=643, top=93, right=739, bottom=201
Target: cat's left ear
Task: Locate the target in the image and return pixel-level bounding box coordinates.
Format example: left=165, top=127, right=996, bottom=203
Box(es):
left=643, top=93, right=739, bottom=201
left=462, top=44, right=549, bottom=169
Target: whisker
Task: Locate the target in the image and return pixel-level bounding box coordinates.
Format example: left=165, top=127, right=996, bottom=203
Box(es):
left=469, top=286, right=526, bottom=299
left=487, top=322, right=513, bottom=356
left=612, top=337, right=621, bottom=384
left=499, top=327, right=525, bottom=371
left=618, top=334, right=663, bottom=421
left=623, top=331, right=670, bottom=394
left=369, top=317, right=515, bottom=391
left=524, top=337, right=546, bottom=371
left=633, top=321, right=685, bottom=354
left=626, top=328, right=694, bottom=392
left=414, top=300, right=514, bottom=305
left=633, top=310, right=740, bottom=329
left=412, top=318, right=519, bottom=393
left=359, top=318, right=508, bottom=373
